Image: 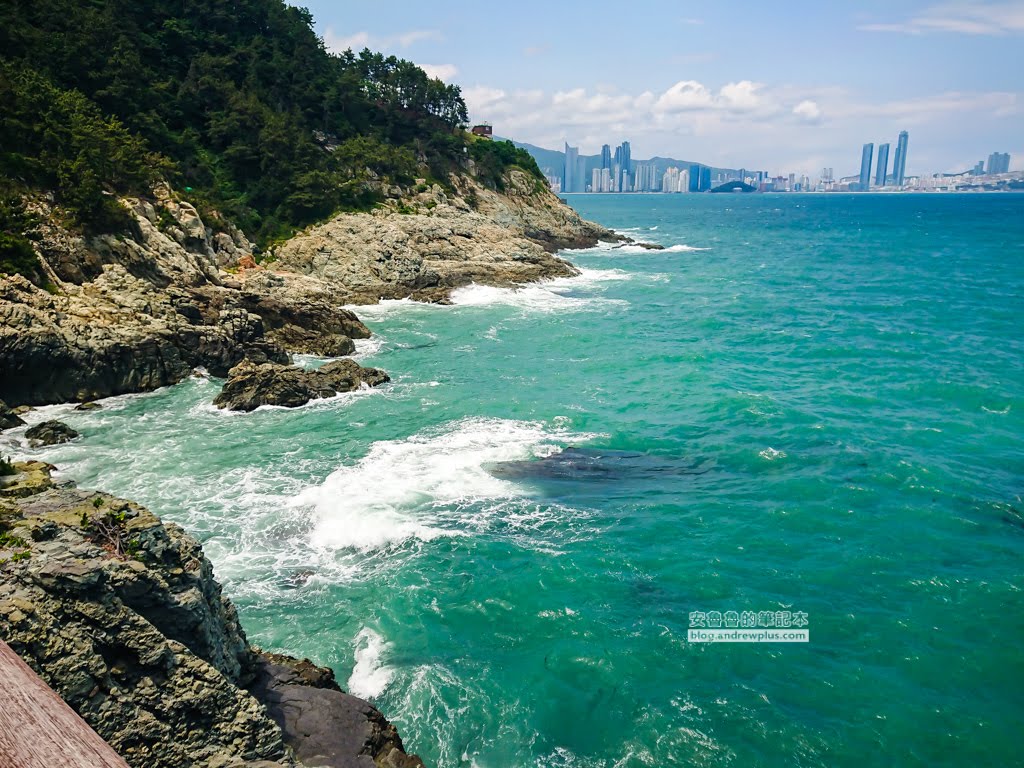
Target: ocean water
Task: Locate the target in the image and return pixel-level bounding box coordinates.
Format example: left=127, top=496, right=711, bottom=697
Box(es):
left=7, top=193, right=1024, bottom=767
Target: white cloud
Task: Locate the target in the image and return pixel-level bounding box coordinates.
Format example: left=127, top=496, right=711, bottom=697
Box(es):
left=462, top=77, right=1023, bottom=177
left=652, top=80, right=764, bottom=114
left=654, top=81, right=714, bottom=112
left=419, top=64, right=458, bottom=81
left=859, top=1, right=1024, bottom=35
left=793, top=100, right=823, bottom=122
left=322, top=28, right=441, bottom=55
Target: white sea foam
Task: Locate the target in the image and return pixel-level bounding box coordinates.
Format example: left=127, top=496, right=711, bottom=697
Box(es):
left=613, top=243, right=709, bottom=254
left=348, top=627, right=395, bottom=699
left=290, top=417, right=597, bottom=552
left=341, top=297, right=431, bottom=320
left=982, top=405, right=1011, bottom=414
left=448, top=269, right=629, bottom=312
left=353, top=335, right=386, bottom=359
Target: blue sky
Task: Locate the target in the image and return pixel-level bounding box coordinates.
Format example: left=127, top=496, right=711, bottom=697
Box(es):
left=301, top=1, right=1023, bottom=176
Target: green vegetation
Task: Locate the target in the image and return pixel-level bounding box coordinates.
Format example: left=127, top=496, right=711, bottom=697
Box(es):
left=468, top=138, right=546, bottom=191
left=0, top=456, right=17, bottom=477
left=0, top=190, right=44, bottom=281
left=80, top=503, right=143, bottom=560
left=0, top=0, right=539, bottom=248
left=0, top=511, right=30, bottom=565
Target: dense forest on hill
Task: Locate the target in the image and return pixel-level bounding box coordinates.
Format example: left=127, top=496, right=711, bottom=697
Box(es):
left=0, top=0, right=542, bottom=260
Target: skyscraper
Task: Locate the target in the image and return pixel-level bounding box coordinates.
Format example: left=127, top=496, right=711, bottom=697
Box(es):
left=563, top=143, right=578, bottom=193
left=987, top=152, right=1011, bottom=174
left=601, top=144, right=612, bottom=170
left=619, top=141, right=631, bottom=174
left=859, top=143, right=874, bottom=191
left=686, top=164, right=711, bottom=192
left=875, top=143, right=890, bottom=187
left=893, top=131, right=909, bottom=186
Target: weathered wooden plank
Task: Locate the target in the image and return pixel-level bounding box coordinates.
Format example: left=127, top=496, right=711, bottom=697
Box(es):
left=0, top=639, right=129, bottom=768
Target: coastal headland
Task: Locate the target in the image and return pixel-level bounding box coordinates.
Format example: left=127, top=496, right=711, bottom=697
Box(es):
left=0, top=167, right=636, bottom=765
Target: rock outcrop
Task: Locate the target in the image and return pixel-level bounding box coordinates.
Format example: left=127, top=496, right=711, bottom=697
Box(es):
left=0, top=399, right=26, bottom=430
left=272, top=171, right=617, bottom=303
left=214, top=359, right=390, bottom=412
left=0, top=195, right=370, bottom=406
left=24, top=419, right=80, bottom=447
left=0, top=463, right=424, bottom=768
left=250, top=653, right=424, bottom=768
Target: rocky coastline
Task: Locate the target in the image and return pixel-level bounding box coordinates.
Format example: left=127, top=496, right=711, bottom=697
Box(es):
left=0, top=169, right=638, bottom=766
left=0, top=173, right=615, bottom=407
left=0, top=461, right=423, bottom=767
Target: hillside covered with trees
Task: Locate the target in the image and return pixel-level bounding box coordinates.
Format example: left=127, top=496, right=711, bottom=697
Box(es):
left=0, top=0, right=542, bottom=259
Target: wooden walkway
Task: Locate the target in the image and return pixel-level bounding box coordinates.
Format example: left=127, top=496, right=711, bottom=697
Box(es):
left=0, top=640, right=129, bottom=767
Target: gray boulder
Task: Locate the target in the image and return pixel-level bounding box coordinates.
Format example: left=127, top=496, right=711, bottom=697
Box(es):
left=25, top=420, right=80, bottom=447
left=214, top=359, right=389, bottom=412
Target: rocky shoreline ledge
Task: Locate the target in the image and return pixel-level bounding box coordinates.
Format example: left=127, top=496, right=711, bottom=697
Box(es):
left=0, top=461, right=422, bottom=768
left=0, top=173, right=617, bottom=407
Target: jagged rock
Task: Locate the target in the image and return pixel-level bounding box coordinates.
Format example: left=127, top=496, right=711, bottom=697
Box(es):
left=0, top=195, right=380, bottom=406
left=271, top=171, right=615, bottom=303
left=0, top=471, right=290, bottom=767
left=249, top=653, right=425, bottom=768
left=0, top=465, right=425, bottom=768
left=25, top=420, right=80, bottom=447
left=0, top=399, right=26, bottom=430
left=0, top=460, right=55, bottom=498
left=3, top=171, right=612, bottom=405
left=214, top=360, right=389, bottom=412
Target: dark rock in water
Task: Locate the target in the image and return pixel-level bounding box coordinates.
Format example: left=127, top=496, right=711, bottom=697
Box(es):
left=214, top=359, right=389, bottom=412
left=24, top=420, right=80, bottom=447
left=0, top=399, right=26, bottom=430
left=75, top=401, right=101, bottom=411
left=487, top=447, right=714, bottom=482
left=620, top=241, right=665, bottom=251
left=249, top=652, right=424, bottom=768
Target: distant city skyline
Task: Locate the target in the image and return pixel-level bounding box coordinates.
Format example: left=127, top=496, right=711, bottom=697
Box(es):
left=303, top=0, right=1024, bottom=176
left=521, top=128, right=1017, bottom=193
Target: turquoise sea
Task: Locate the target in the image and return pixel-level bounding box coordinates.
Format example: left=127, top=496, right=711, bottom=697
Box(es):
left=9, top=193, right=1024, bottom=767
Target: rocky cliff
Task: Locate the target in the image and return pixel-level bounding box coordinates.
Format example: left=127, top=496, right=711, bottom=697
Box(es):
left=0, top=189, right=370, bottom=406
left=273, top=170, right=615, bottom=303
left=0, top=461, right=423, bottom=768
left=0, top=172, right=614, bottom=405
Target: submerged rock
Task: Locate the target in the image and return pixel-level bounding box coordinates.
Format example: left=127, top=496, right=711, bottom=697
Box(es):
left=75, top=401, right=102, bottom=411
left=213, top=359, right=390, bottom=412
left=486, top=447, right=715, bottom=482
left=0, top=399, right=26, bottom=430
left=25, top=420, right=80, bottom=447
left=0, top=463, right=425, bottom=768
